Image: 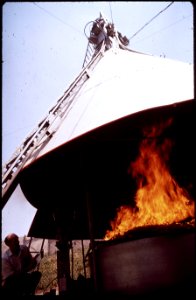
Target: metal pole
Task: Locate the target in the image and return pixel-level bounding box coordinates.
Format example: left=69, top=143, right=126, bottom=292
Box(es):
left=86, top=191, right=98, bottom=291
left=71, top=240, right=74, bottom=279
left=56, top=228, right=71, bottom=295
left=81, top=239, right=87, bottom=279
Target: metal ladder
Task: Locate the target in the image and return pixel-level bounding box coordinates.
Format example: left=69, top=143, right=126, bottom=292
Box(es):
left=82, top=41, right=96, bottom=68
left=2, top=41, right=106, bottom=208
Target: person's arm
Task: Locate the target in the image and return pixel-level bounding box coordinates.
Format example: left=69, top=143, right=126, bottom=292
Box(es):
left=21, top=246, right=38, bottom=272
left=1, top=256, right=14, bottom=286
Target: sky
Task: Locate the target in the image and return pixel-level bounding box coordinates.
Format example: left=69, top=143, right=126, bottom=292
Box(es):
left=2, top=1, right=193, bottom=240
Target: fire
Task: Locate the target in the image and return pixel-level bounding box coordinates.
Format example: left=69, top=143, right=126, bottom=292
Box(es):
left=104, top=119, right=195, bottom=240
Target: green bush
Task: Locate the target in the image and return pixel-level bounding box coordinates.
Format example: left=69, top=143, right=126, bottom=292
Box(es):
left=37, top=242, right=91, bottom=292
left=37, top=254, right=57, bottom=291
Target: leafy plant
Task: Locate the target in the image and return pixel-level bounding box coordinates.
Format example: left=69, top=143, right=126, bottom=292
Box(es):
left=37, top=254, right=57, bottom=291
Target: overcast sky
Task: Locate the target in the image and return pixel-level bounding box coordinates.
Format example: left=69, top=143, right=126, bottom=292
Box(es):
left=2, top=1, right=193, bottom=239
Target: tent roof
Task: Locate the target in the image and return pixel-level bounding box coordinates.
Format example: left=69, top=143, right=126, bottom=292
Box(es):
left=24, top=48, right=193, bottom=167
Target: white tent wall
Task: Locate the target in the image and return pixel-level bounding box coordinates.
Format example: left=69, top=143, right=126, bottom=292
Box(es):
left=32, top=48, right=193, bottom=161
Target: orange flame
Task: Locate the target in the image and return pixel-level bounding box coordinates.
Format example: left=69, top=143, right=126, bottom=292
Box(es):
left=104, top=119, right=195, bottom=240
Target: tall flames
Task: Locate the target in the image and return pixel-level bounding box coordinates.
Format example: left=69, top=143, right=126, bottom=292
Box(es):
left=104, top=118, right=195, bottom=240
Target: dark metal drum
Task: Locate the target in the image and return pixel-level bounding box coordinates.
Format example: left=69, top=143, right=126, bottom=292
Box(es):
left=95, top=231, right=195, bottom=296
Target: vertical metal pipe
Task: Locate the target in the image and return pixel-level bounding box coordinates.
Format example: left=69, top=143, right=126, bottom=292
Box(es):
left=86, top=191, right=97, bottom=291
left=56, top=227, right=71, bottom=295
left=81, top=239, right=87, bottom=279
left=71, top=240, right=74, bottom=279
left=40, top=238, right=45, bottom=256
left=28, top=236, right=33, bottom=249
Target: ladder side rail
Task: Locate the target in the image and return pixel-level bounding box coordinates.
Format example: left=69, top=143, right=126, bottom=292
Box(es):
left=3, top=39, right=105, bottom=181
left=2, top=41, right=106, bottom=202
left=82, top=41, right=96, bottom=68
left=2, top=65, right=89, bottom=181
left=20, top=131, right=55, bottom=168
left=2, top=119, right=53, bottom=183
left=2, top=133, right=54, bottom=204
left=3, top=48, right=96, bottom=174
left=2, top=66, right=91, bottom=182
left=2, top=125, right=53, bottom=186
left=3, top=39, right=105, bottom=176
left=47, top=74, right=90, bottom=137
left=46, top=41, right=106, bottom=136
left=82, top=41, right=91, bottom=68
left=85, top=40, right=105, bottom=71
left=20, top=71, right=91, bottom=167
